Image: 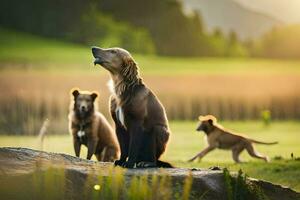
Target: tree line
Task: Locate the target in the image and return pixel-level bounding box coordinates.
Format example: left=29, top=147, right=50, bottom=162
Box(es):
left=0, top=0, right=299, bottom=58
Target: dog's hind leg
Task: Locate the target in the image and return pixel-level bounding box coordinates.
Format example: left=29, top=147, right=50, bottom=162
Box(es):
left=154, top=125, right=170, bottom=159
left=103, top=146, right=118, bottom=162
left=94, top=146, right=105, bottom=161
left=232, top=144, right=245, bottom=163
left=136, top=130, right=157, bottom=168
left=95, top=152, right=104, bottom=161
left=136, top=133, right=173, bottom=168
left=245, top=143, right=269, bottom=162
left=87, top=138, right=98, bottom=160
left=137, top=125, right=171, bottom=168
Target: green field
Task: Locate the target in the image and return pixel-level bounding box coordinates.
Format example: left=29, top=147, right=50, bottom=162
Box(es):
left=1, top=28, right=300, bottom=76
left=1, top=121, right=300, bottom=191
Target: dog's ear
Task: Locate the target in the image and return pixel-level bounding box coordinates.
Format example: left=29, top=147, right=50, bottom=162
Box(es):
left=198, top=115, right=204, bottom=121
left=122, top=56, right=138, bottom=81
left=71, top=88, right=80, bottom=99
left=91, top=92, right=99, bottom=101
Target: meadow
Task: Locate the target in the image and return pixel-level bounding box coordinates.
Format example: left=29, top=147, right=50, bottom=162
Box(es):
left=1, top=121, right=300, bottom=191
left=0, top=28, right=300, bottom=193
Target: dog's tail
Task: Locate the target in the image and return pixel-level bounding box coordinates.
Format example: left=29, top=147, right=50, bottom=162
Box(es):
left=157, top=160, right=174, bottom=168
left=249, top=139, right=278, bottom=145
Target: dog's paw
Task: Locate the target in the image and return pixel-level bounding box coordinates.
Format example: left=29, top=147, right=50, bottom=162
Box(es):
left=121, top=161, right=136, bottom=168
left=209, top=166, right=221, bottom=171
left=265, top=156, right=270, bottom=162
left=114, top=159, right=125, bottom=167
left=136, top=161, right=157, bottom=168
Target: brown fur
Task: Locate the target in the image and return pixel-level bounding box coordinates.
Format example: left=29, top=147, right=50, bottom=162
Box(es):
left=188, top=115, right=278, bottom=163
left=92, top=47, right=172, bottom=168
left=68, top=88, right=120, bottom=162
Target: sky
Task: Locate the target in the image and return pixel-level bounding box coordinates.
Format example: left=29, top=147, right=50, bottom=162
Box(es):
left=236, top=0, right=300, bottom=23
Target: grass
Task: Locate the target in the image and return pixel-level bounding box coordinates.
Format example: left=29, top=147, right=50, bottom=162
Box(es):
left=223, top=168, right=271, bottom=200
left=1, top=121, right=300, bottom=191
left=1, top=27, right=300, bottom=76
left=0, top=166, right=195, bottom=200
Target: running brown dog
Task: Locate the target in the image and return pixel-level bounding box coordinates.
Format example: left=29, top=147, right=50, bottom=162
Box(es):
left=188, top=115, right=278, bottom=163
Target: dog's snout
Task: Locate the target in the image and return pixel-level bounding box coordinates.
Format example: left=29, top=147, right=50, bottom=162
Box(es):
left=91, top=46, right=98, bottom=52
left=91, top=47, right=98, bottom=55
left=80, top=105, right=87, bottom=111
left=196, top=125, right=202, bottom=131
left=91, top=46, right=104, bottom=55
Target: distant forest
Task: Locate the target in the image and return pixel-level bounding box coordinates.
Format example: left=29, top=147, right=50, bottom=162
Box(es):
left=1, top=0, right=300, bottom=58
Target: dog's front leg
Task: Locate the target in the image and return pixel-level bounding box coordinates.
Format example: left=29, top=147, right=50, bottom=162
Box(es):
left=87, top=138, right=98, bottom=160
left=114, top=126, right=129, bottom=166
left=71, top=125, right=81, bottom=157
left=188, top=146, right=215, bottom=162
left=73, top=137, right=81, bottom=157
left=123, top=121, right=143, bottom=168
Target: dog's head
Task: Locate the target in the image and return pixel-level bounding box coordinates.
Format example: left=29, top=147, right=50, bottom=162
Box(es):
left=92, top=46, right=138, bottom=78
left=196, top=115, right=217, bottom=133
left=71, top=88, right=98, bottom=118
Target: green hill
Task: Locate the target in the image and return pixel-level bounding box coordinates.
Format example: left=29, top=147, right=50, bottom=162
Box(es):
left=0, top=28, right=90, bottom=64
left=1, top=28, right=300, bottom=75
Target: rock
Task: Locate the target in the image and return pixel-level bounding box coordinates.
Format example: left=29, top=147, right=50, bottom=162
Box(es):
left=0, top=147, right=299, bottom=200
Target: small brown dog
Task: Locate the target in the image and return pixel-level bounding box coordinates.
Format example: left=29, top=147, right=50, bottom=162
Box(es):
left=188, top=115, right=278, bottom=163
left=68, top=88, right=120, bottom=162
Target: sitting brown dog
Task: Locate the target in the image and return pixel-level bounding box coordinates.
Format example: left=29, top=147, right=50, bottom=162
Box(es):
left=68, top=88, right=120, bottom=162
left=188, top=115, right=278, bottom=163
left=92, top=46, right=172, bottom=168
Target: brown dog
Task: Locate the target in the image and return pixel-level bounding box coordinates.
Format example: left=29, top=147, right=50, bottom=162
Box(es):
left=68, top=89, right=120, bottom=162
left=188, top=115, right=278, bottom=163
left=92, top=47, right=172, bottom=168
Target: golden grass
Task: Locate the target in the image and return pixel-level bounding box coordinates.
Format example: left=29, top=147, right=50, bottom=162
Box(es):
left=1, top=71, right=299, bottom=100
left=0, top=70, right=299, bottom=134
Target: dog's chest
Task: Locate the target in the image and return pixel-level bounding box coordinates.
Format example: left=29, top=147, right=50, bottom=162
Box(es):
left=76, top=122, right=90, bottom=144
left=116, top=106, right=125, bottom=127
left=77, top=130, right=85, bottom=138
left=77, top=130, right=88, bottom=145
left=207, top=132, right=220, bottom=146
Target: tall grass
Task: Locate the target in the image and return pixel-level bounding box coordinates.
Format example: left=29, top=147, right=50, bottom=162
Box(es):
left=223, top=168, right=269, bottom=200
left=1, top=165, right=277, bottom=200
left=0, top=97, right=67, bottom=135
left=0, top=166, right=194, bottom=200
left=163, top=95, right=300, bottom=121
left=0, top=94, right=299, bottom=135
